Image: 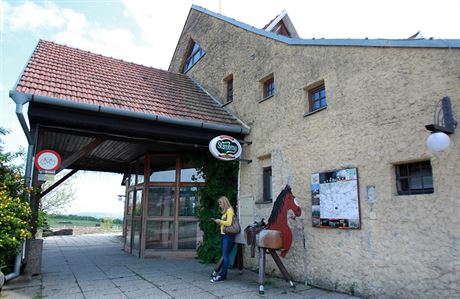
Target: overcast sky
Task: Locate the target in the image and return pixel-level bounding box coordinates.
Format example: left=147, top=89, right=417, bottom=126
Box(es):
left=1, top=0, right=459, bottom=215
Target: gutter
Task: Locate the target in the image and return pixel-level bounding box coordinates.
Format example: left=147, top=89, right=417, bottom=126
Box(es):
left=189, top=77, right=251, bottom=132
left=11, top=92, right=33, bottom=144
left=9, top=91, right=250, bottom=135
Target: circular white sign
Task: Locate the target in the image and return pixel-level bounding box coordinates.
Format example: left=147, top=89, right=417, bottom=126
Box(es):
left=34, top=150, right=61, bottom=171
left=209, top=135, right=242, bottom=161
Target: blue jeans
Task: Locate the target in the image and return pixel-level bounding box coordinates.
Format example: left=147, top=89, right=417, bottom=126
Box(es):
left=220, top=234, right=235, bottom=278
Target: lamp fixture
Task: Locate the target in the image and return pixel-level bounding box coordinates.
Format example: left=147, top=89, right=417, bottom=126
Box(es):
left=425, top=96, right=457, bottom=152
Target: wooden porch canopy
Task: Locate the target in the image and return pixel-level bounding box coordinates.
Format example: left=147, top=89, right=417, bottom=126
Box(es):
left=10, top=40, right=249, bottom=174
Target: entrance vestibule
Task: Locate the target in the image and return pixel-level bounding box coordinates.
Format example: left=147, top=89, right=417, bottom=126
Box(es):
left=123, top=153, right=205, bottom=258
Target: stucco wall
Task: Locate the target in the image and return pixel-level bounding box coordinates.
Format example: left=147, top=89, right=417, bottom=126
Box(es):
left=170, top=10, right=460, bottom=299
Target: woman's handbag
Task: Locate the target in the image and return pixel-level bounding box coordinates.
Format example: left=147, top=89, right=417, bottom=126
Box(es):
left=224, top=215, right=241, bottom=235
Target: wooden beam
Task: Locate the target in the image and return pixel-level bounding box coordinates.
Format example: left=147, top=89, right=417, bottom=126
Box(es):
left=39, top=169, right=78, bottom=199
left=58, top=137, right=105, bottom=172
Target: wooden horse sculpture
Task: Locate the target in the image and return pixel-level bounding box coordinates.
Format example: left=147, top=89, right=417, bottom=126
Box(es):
left=250, top=185, right=302, bottom=294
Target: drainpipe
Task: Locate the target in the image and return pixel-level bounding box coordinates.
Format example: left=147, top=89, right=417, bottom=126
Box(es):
left=6, top=92, right=33, bottom=281
left=4, top=244, right=23, bottom=281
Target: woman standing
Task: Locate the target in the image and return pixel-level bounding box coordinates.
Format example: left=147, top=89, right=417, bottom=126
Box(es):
left=210, top=196, right=235, bottom=282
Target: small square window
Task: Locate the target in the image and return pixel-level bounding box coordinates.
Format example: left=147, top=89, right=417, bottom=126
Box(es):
left=308, top=84, right=327, bottom=112
left=262, top=77, right=275, bottom=99
left=395, top=161, right=434, bottom=195
left=263, top=167, right=272, bottom=202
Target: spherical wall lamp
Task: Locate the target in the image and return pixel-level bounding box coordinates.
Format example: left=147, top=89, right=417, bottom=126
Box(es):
left=426, top=132, right=451, bottom=152
left=425, top=96, right=457, bottom=152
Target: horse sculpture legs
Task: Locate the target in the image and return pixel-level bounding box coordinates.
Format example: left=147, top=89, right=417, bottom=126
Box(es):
left=258, top=247, right=295, bottom=294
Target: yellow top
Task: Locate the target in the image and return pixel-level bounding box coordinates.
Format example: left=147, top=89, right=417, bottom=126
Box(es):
left=220, top=207, right=234, bottom=234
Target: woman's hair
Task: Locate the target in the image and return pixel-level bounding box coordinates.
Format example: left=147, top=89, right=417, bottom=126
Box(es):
left=218, top=196, right=232, bottom=212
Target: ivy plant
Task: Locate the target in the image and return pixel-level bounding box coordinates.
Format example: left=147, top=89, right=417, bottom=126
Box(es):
left=186, top=152, right=238, bottom=263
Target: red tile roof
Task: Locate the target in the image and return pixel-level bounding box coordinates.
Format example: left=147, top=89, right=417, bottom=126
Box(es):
left=16, top=40, right=242, bottom=127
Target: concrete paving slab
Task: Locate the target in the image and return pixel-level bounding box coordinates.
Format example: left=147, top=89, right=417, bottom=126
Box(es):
left=0, top=286, right=41, bottom=299
left=1, top=234, right=360, bottom=299
left=44, top=293, right=85, bottom=299
left=173, top=291, right=219, bottom=299
left=123, top=288, right=172, bottom=299
left=42, top=286, right=82, bottom=297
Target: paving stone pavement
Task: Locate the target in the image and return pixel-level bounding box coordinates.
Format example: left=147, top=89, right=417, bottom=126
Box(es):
left=1, top=234, right=361, bottom=298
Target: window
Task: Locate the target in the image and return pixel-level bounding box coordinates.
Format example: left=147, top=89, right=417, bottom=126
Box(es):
left=395, top=161, right=434, bottom=195
left=308, top=84, right=327, bottom=112
left=224, top=75, right=233, bottom=103
left=263, top=167, right=272, bottom=202
left=263, top=77, right=275, bottom=98
left=183, top=41, right=205, bottom=73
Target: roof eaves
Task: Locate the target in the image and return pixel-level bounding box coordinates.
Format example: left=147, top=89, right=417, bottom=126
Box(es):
left=11, top=90, right=250, bottom=135
left=289, top=37, right=460, bottom=48
left=188, top=76, right=251, bottom=134
left=191, top=5, right=460, bottom=49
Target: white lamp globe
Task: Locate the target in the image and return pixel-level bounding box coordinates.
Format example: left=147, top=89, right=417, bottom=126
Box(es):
left=426, top=132, right=451, bottom=152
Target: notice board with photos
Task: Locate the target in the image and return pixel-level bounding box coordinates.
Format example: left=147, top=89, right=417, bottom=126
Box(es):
left=311, top=167, right=360, bottom=229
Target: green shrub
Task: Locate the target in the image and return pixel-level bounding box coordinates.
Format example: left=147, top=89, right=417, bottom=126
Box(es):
left=0, top=189, right=32, bottom=271
left=0, top=127, right=32, bottom=272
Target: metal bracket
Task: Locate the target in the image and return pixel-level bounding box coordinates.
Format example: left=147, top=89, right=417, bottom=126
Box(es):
left=238, top=158, right=252, bottom=164
left=238, top=139, right=252, bottom=145
left=425, top=96, right=457, bottom=135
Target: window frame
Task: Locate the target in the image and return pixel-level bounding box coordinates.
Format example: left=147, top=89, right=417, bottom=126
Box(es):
left=263, top=77, right=275, bottom=99
left=262, top=167, right=272, bottom=202
left=308, top=83, right=327, bottom=112
left=182, top=41, right=205, bottom=73
left=395, top=160, right=434, bottom=195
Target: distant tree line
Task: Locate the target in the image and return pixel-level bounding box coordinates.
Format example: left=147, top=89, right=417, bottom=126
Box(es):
left=48, top=214, right=123, bottom=224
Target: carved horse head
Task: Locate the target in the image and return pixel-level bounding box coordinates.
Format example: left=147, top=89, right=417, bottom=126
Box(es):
left=266, top=185, right=301, bottom=257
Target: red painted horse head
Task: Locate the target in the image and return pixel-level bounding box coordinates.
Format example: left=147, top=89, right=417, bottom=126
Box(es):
left=266, top=185, right=302, bottom=257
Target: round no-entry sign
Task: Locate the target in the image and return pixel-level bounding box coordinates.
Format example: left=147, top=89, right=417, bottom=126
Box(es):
left=34, top=149, right=62, bottom=172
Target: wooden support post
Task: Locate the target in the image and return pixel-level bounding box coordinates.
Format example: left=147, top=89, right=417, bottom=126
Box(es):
left=39, top=169, right=78, bottom=199
left=236, top=243, right=244, bottom=271
left=258, top=247, right=266, bottom=294
left=268, top=249, right=295, bottom=288
left=30, top=168, right=42, bottom=238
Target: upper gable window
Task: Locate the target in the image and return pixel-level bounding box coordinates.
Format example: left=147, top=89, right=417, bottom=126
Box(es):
left=183, top=41, right=205, bottom=73
left=259, top=74, right=275, bottom=102
left=304, top=81, right=327, bottom=116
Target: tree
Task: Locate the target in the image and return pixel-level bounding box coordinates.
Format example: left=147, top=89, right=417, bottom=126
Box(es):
left=0, top=128, right=32, bottom=272
left=40, top=170, right=77, bottom=214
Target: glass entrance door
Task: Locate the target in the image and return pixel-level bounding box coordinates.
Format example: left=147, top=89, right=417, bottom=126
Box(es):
left=124, top=154, right=204, bottom=257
